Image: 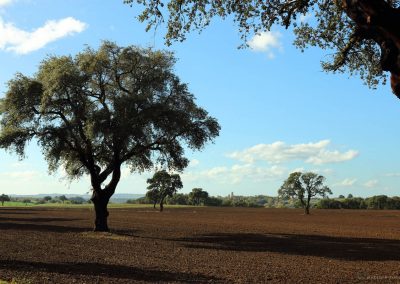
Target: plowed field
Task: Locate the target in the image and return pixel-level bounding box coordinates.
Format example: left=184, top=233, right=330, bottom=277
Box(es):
left=1, top=206, right=400, bottom=283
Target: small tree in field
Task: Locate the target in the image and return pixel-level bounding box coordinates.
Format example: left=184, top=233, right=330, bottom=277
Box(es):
left=146, top=170, right=183, bottom=211
left=59, top=195, right=68, bottom=204
left=278, top=172, right=332, bottom=214
left=0, top=42, right=220, bottom=231
left=146, top=188, right=160, bottom=209
left=0, top=194, right=10, bottom=206
left=189, top=188, right=209, bottom=206
left=43, top=196, right=52, bottom=202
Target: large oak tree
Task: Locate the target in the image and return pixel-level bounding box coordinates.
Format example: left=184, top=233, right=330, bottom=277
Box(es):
left=0, top=42, right=220, bottom=231
left=125, top=0, right=400, bottom=98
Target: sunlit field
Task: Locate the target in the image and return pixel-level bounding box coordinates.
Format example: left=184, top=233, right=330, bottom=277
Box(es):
left=0, top=202, right=188, bottom=209
left=1, top=206, right=399, bottom=283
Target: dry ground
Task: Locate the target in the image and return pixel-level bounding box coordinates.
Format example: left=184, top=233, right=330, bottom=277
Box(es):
left=0, top=206, right=400, bottom=283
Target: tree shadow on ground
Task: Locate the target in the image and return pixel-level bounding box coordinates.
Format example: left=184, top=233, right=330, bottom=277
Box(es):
left=0, top=221, right=89, bottom=233
left=0, top=220, right=141, bottom=236
left=0, top=217, right=82, bottom=222
left=0, top=209, right=39, bottom=214
left=110, top=229, right=140, bottom=237
left=0, top=259, right=222, bottom=283
left=177, top=233, right=400, bottom=261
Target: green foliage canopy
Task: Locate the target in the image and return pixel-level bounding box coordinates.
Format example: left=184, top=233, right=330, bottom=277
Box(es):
left=0, top=194, right=10, bottom=205
left=147, top=170, right=183, bottom=210
left=125, top=0, right=400, bottom=97
left=0, top=41, right=220, bottom=230
left=147, top=170, right=183, bottom=196
left=189, top=187, right=209, bottom=205
left=0, top=41, right=219, bottom=192
left=278, top=171, right=332, bottom=214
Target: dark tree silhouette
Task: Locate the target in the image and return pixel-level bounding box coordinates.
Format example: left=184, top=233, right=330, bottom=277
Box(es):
left=189, top=188, right=209, bottom=206
left=43, top=196, right=52, bottom=202
left=125, top=0, right=400, bottom=98
left=0, top=42, right=220, bottom=231
left=146, top=170, right=183, bottom=211
left=59, top=195, right=68, bottom=204
left=278, top=172, right=332, bottom=214
left=0, top=194, right=10, bottom=206
left=146, top=187, right=161, bottom=209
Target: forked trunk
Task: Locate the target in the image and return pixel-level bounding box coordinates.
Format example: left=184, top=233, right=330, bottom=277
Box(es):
left=299, top=197, right=308, bottom=215
left=91, top=191, right=110, bottom=232
left=90, top=164, right=121, bottom=232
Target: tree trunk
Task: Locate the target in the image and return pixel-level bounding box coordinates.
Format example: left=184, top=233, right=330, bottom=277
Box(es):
left=90, top=163, right=121, bottom=232
left=91, top=191, right=110, bottom=232
left=305, top=194, right=312, bottom=215
left=153, top=202, right=157, bottom=209
left=299, top=196, right=308, bottom=214
left=342, top=0, right=400, bottom=98
left=158, top=194, right=167, bottom=212
left=304, top=205, right=310, bottom=215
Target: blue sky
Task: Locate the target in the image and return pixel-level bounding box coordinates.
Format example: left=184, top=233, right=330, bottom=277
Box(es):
left=0, top=0, right=400, bottom=197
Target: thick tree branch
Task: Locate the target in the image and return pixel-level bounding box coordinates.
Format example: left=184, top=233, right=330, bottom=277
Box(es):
left=342, top=0, right=400, bottom=97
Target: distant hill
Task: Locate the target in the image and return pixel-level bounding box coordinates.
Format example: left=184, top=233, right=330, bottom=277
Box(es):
left=10, top=193, right=144, bottom=203
left=109, top=194, right=145, bottom=203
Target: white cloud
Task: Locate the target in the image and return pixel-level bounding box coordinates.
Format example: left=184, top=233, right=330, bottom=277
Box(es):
left=334, top=178, right=357, bottom=187
left=0, top=0, right=12, bottom=7
left=204, top=166, right=228, bottom=178
left=248, top=31, right=283, bottom=59
left=0, top=170, right=42, bottom=181
left=227, top=140, right=358, bottom=165
left=305, top=149, right=359, bottom=165
left=364, top=179, right=379, bottom=188
left=0, top=16, right=87, bottom=54
left=189, top=159, right=200, bottom=168
left=385, top=173, right=400, bottom=177
left=10, top=161, right=30, bottom=169
left=182, top=164, right=286, bottom=185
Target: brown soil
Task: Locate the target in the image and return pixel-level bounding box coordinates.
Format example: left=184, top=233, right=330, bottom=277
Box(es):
left=0, top=206, right=400, bottom=283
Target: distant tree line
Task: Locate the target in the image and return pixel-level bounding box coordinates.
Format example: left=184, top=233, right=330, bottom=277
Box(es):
left=128, top=191, right=299, bottom=208
left=130, top=188, right=215, bottom=208
left=27, top=195, right=90, bottom=205
left=0, top=195, right=90, bottom=206
left=131, top=171, right=400, bottom=215
left=128, top=192, right=400, bottom=211
left=316, top=195, right=400, bottom=210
